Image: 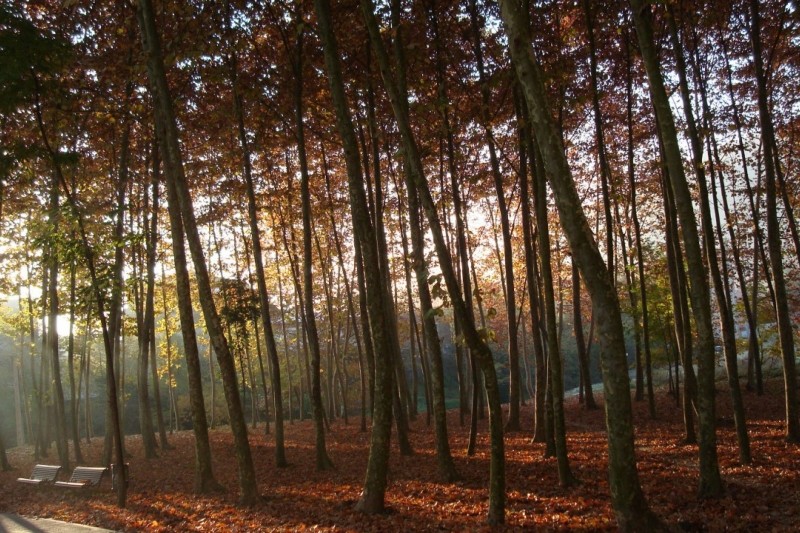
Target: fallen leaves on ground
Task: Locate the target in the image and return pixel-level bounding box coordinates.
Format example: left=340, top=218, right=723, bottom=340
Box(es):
left=2, top=379, right=798, bottom=531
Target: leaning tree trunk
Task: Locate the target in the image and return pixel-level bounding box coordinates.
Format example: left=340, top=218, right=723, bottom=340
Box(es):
left=138, top=0, right=258, bottom=504
left=156, top=116, right=222, bottom=494
left=67, top=255, right=84, bottom=463
left=661, top=142, right=697, bottom=445
left=629, top=0, right=723, bottom=497
left=624, top=31, right=655, bottom=418
left=468, top=0, right=521, bottom=431
left=230, top=43, right=287, bottom=467
left=314, top=0, right=398, bottom=514
left=405, top=137, right=460, bottom=483
left=666, top=8, right=750, bottom=463
left=143, top=158, right=170, bottom=450
left=499, top=1, right=664, bottom=529
left=361, top=0, right=505, bottom=522
left=572, top=262, right=596, bottom=410
left=531, top=142, right=571, bottom=478
left=749, top=0, right=800, bottom=442
left=425, top=0, right=474, bottom=430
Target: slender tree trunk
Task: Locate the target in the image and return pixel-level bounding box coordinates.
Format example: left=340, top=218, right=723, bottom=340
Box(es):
left=156, top=123, right=221, bottom=494
left=572, top=262, right=596, bottom=410
left=425, top=0, right=474, bottom=430
left=624, top=31, right=655, bottom=418
left=667, top=8, right=750, bottom=463
left=314, top=0, right=396, bottom=512
left=405, top=130, right=460, bottom=483
left=230, top=34, right=288, bottom=468
left=749, top=0, right=800, bottom=442
left=145, top=167, right=170, bottom=450
left=322, top=157, right=368, bottom=431
left=138, top=0, right=258, bottom=504
left=582, top=0, right=616, bottom=281
left=468, top=0, right=521, bottom=431
left=361, top=0, right=505, bottom=522
left=515, top=88, right=547, bottom=443
left=67, top=257, right=84, bottom=463
left=367, top=21, right=414, bottom=454
left=500, top=1, right=663, bottom=528
left=137, top=176, right=158, bottom=459
left=34, top=83, right=127, bottom=508
left=32, top=77, right=69, bottom=471
left=629, top=0, right=723, bottom=497
left=662, top=152, right=697, bottom=444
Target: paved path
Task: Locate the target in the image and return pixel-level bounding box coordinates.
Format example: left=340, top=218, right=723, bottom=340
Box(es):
left=0, top=514, right=116, bottom=533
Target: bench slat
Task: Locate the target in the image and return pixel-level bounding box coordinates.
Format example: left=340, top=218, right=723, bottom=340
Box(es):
left=16, top=464, right=61, bottom=485
left=55, top=466, right=107, bottom=489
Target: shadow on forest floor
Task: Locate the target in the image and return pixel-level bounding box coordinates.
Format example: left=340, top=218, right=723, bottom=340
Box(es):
left=2, top=378, right=799, bottom=531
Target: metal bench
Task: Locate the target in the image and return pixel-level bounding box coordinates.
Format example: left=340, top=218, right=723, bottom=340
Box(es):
left=16, top=464, right=61, bottom=485
left=54, top=466, right=107, bottom=489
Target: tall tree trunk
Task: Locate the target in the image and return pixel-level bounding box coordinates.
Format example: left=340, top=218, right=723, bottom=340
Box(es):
left=46, top=176, right=69, bottom=471
left=468, top=0, right=521, bottom=431
left=361, top=0, right=505, bottom=522
left=156, top=125, right=221, bottom=494
left=572, top=262, right=596, bottom=410
left=667, top=7, right=750, bottom=464
left=368, top=19, right=414, bottom=453
left=322, top=156, right=368, bottom=432
left=273, top=245, right=294, bottom=424
left=629, top=0, right=723, bottom=497
left=624, top=30, right=655, bottom=418
left=145, top=166, right=170, bottom=450
left=708, top=39, right=761, bottom=395
left=750, top=0, right=800, bottom=442
left=581, top=0, right=616, bottom=281
left=515, top=88, right=547, bottom=443
left=500, top=1, right=663, bottom=529
left=531, top=141, right=570, bottom=479
left=425, top=0, right=473, bottom=429
left=405, top=130, right=460, bottom=483
left=314, top=0, right=397, bottom=513
left=34, top=83, right=127, bottom=509
left=67, top=256, right=84, bottom=463
left=230, top=39, right=288, bottom=468
left=661, top=145, right=697, bottom=444
left=138, top=0, right=258, bottom=504
left=137, top=175, right=158, bottom=459
left=32, top=76, right=69, bottom=471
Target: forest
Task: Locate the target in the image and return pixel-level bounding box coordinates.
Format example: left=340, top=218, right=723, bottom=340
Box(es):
left=0, top=0, right=799, bottom=530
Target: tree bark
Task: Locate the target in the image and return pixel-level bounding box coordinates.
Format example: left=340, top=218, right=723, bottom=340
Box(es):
left=230, top=29, right=287, bottom=468
left=666, top=7, right=750, bottom=464
left=137, top=174, right=158, bottom=459
left=138, top=0, right=258, bottom=504
left=468, top=0, right=521, bottom=431
left=156, top=119, right=221, bottom=495
left=629, top=0, right=723, bottom=497
left=749, top=0, right=800, bottom=442
left=361, top=0, right=505, bottom=522
left=313, top=0, right=396, bottom=513
left=500, top=1, right=663, bottom=528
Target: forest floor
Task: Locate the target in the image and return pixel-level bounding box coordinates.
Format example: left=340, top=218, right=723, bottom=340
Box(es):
left=2, top=378, right=799, bottom=531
